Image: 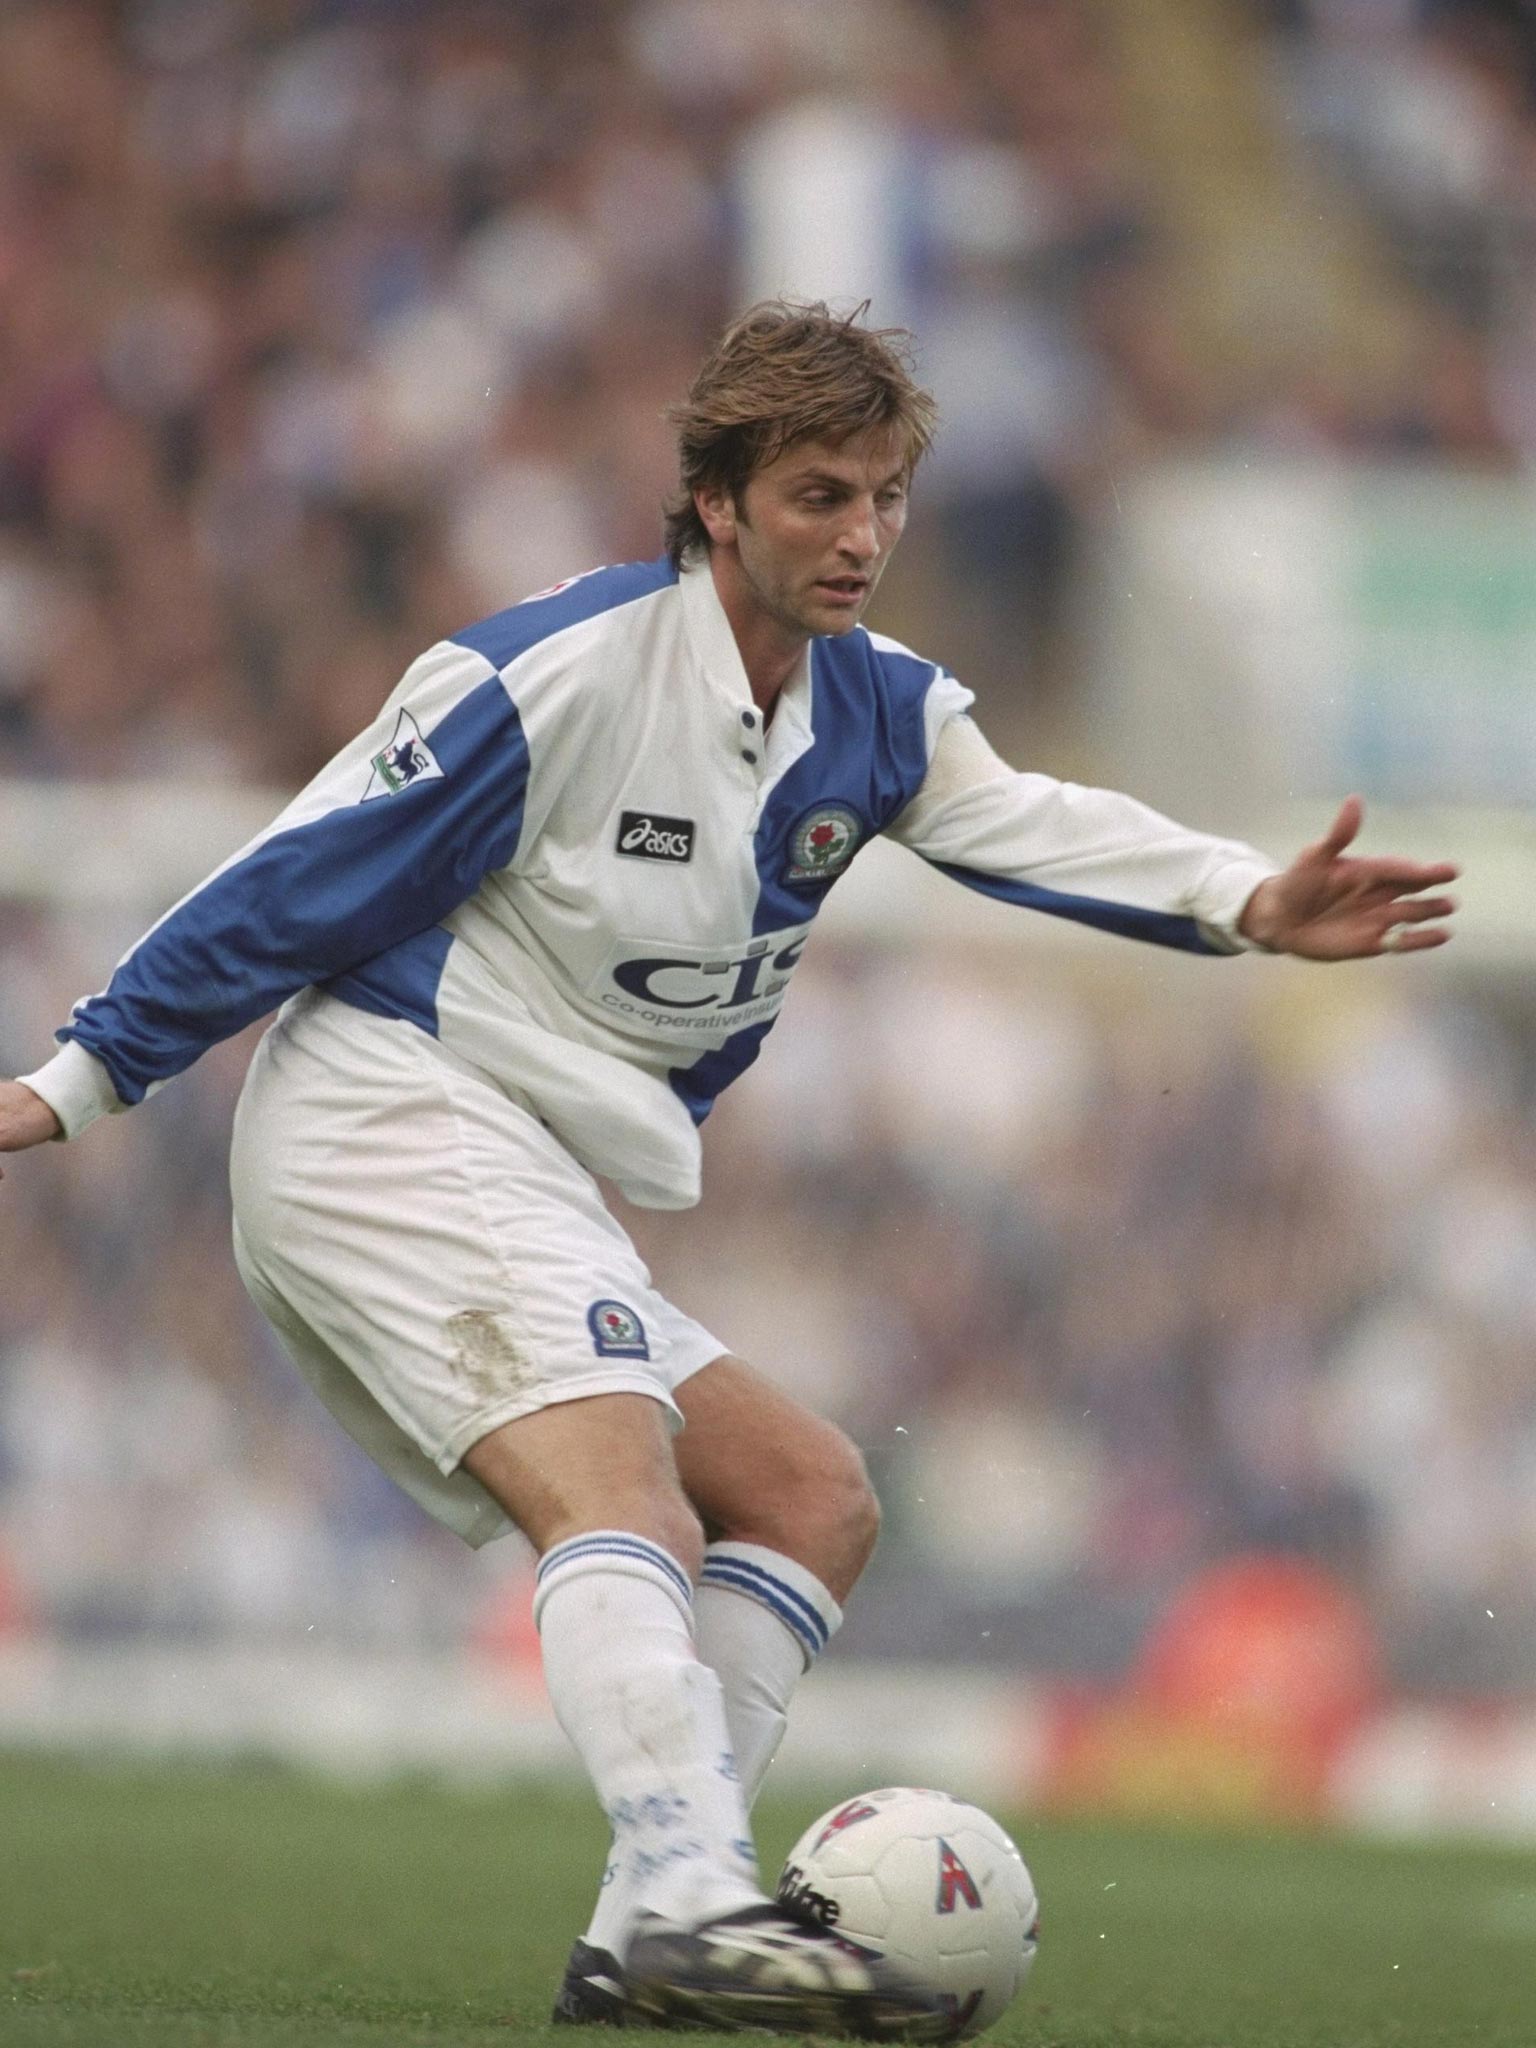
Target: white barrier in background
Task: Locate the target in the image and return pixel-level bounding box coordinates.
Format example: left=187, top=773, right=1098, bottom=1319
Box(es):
left=3, top=1642, right=1534, bottom=1843
left=0, top=1640, right=1040, bottom=1799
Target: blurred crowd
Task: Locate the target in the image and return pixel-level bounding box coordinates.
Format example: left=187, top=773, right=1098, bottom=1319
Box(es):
left=5, top=0, right=1536, bottom=775
left=4, top=922, right=1536, bottom=1690
left=1267, top=0, right=1536, bottom=351
left=652, top=947, right=1536, bottom=1692
left=1258, top=0, right=1536, bottom=461
left=3, top=0, right=1536, bottom=1690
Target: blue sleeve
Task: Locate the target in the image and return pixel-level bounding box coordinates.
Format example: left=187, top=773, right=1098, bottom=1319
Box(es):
left=62, top=675, right=528, bottom=1103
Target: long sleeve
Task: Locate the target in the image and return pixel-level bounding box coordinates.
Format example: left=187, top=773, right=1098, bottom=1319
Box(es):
left=24, top=641, right=530, bottom=1136
left=886, top=713, right=1277, bottom=954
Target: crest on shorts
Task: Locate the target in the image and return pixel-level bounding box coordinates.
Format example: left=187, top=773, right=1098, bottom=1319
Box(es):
left=784, top=802, right=862, bottom=885
left=363, top=710, right=444, bottom=801
left=588, top=1299, right=650, bottom=1359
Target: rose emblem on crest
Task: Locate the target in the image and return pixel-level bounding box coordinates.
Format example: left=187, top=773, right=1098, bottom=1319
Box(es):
left=587, top=1299, right=649, bottom=1358
left=785, top=803, right=863, bottom=886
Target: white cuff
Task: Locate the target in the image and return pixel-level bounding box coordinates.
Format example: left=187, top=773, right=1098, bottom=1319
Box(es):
left=1193, top=853, right=1282, bottom=954
left=16, top=1041, right=126, bottom=1140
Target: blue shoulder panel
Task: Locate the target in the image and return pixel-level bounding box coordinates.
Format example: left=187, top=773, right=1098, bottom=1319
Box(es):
left=746, top=632, right=933, bottom=935
left=451, top=558, right=678, bottom=673
left=668, top=629, right=935, bottom=1123
left=63, top=678, right=529, bottom=1099
left=323, top=925, right=457, bottom=1036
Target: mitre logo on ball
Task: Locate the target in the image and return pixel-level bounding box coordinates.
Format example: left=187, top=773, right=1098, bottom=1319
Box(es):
left=784, top=802, right=863, bottom=884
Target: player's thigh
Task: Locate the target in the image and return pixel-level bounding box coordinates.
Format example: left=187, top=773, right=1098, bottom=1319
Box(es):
left=462, top=1391, right=702, bottom=1569
left=231, top=1000, right=723, bottom=1554
left=673, top=1356, right=880, bottom=1599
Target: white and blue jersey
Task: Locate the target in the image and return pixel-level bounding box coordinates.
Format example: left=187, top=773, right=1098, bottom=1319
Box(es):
left=23, top=556, right=1275, bottom=1209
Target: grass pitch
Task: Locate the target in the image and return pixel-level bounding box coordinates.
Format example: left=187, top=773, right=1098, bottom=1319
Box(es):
left=3, top=1753, right=1534, bottom=2046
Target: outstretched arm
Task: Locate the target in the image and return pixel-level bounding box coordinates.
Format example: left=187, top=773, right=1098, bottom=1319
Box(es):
left=1237, top=797, right=1457, bottom=959
left=0, top=1081, right=61, bottom=1180
left=887, top=714, right=1278, bottom=954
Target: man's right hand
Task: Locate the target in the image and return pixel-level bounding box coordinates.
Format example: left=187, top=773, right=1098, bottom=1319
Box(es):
left=0, top=1081, right=62, bottom=1178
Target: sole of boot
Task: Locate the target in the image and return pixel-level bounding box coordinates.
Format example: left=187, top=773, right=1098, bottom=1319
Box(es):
left=627, top=1976, right=953, bottom=2040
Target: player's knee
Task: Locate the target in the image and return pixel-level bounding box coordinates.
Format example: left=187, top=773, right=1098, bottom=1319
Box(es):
left=782, top=1428, right=881, bottom=1585
left=652, top=1493, right=708, bottom=1581
left=826, top=1440, right=881, bottom=1574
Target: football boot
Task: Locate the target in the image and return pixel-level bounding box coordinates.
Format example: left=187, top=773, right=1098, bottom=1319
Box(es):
left=551, top=1938, right=634, bottom=2026
left=624, top=1901, right=951, bottom=2038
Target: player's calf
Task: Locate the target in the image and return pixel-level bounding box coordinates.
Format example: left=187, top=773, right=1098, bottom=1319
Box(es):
left=676, top=1357, right=882, bottom=1599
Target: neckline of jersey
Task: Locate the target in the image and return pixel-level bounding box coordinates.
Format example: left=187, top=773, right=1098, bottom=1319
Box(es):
left=677, top=555, right=814, bottom=746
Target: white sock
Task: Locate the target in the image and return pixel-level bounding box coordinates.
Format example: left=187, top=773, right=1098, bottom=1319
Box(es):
left=535, top=1532, right=761, bottom=1954
left=695, top=1542, right=844, bottom=1803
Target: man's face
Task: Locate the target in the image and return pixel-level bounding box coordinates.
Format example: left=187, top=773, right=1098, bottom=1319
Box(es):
left=705, top=428, right=911, bottom=641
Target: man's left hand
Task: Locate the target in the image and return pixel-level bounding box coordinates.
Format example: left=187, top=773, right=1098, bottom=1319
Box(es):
left=1238, top=797, right=1458, bottom=960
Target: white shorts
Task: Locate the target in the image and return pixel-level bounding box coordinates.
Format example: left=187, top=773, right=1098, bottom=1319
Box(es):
left=228, top=992, right=728, bottom=1547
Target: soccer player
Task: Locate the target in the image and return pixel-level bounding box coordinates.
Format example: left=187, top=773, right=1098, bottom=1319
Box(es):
left=0, top=303, right=1456, bottom=2035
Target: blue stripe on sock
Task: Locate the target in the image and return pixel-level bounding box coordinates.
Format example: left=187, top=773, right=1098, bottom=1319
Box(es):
left=699, top=1561, right=825, bottom=1658
left=539, top=1541, right=691, bottom=1608
left=538, top=1535, right=692, bottom=1607
left=537, top=1533, right=678, bottom=1580
left=538, top=1534, right=688, bottom=1590
left=700, top=1555, right=830, bottom=1651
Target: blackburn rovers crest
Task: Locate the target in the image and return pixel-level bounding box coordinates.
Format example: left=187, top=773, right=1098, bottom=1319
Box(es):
left=784, top=803, right=862, bottom=885
left=587, top=1299, right=649, bottom=1359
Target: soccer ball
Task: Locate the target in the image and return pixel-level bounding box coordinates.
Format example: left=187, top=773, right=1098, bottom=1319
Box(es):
left=776, top=1787, right=1039, bottom=2038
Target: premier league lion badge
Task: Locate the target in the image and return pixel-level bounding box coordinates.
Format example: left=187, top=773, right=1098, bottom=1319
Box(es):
left=362, top=709, right=444, bottom=801
left=784, top=803, right=863, bottom=885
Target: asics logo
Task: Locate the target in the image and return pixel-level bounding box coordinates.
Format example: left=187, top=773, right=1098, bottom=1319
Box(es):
left=617, top=810, right=695, bottom=863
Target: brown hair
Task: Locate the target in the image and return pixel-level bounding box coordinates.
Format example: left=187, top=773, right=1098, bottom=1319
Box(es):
left=663, top=300, right=938, bottom=568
